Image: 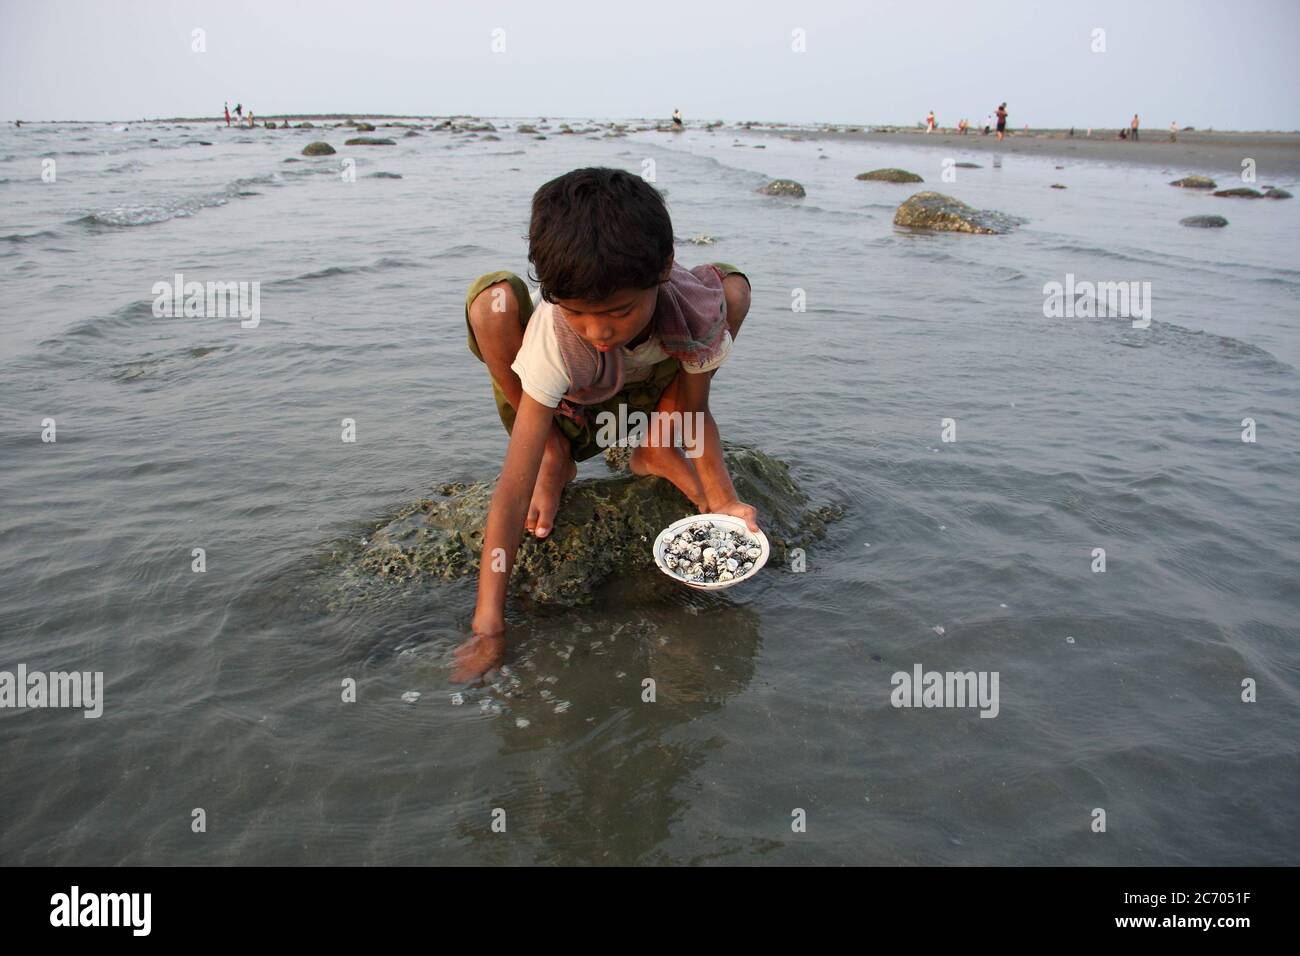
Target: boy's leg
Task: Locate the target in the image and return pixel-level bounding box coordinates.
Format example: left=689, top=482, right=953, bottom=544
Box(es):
left=465, top=273, right=576, bottom=538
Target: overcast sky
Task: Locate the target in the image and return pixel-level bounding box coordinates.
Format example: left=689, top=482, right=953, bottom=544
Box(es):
left=2, top=0, right=1297, bottom=129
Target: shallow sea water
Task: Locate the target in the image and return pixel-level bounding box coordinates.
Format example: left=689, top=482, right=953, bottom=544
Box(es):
left=0, top=120, right=1297, bottom=864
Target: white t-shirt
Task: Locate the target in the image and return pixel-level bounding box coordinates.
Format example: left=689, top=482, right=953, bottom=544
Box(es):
left=510, top=292, right=732, bottom=408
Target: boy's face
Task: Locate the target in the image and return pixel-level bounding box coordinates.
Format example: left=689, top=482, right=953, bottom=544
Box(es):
left=552, top=260, right=672, bottom=353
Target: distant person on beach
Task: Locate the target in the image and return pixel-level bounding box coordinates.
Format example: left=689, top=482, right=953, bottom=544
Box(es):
left=224, top=102, right=231, bottom=127
left=1169, top=120, right=1179, bottom=143
left=995, top=103, right=1008, bottom=140
left=983, top=114, right=992, bottom=135
left=456, top=167, right=755, bottom=681
left=1130, top=114, right=1140, bottom=141
left=672, top=108, right=683, bottom=128
left=234, top=103, right=243, bottom=120
left=926, top=111, right=936, bottom=133
left=247, top=109, right=255, bottom=128
left=1118, top=128, right=1128, bottom=141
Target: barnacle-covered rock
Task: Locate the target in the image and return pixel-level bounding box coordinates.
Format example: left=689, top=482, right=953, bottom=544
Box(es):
left=333, top=442, right=844, bottom=606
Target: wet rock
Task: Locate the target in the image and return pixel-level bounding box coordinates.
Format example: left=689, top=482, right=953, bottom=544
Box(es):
left=367, top=171, right=402, bottom=179
left=1213, top=187, right=1265, bottom=198
left=856, top=168, right=924, bottom=183
left=298, top=122, right=315, bottom=129
left=1049, top=183, right=1067, bottom=189
left=893, top=191, right=1021, bottom=234
left=302, top=141, right=336, bottom=156
left=1169, top=175, right=1216, bottom=188
left=403, top=129, right=422, bottom=137
left=348, top=442, right=843, bottom=606
left=515, top=124, right=537, bottom=133
left=344, top=137, right=396, bottom=146
left=481, top=134, right=501, bottom=141
left=954, top=162, right=981, bottom=168
left=1263, top=187, right=1293, bottom=199
left=757, top=179, right=806, bottom=197
left=1180, top=215, right=1229, bottom=228
left=354, top=122, right=376, bottom=132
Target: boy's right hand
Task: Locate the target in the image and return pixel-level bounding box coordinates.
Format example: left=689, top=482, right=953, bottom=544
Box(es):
left=454, top=619, right=505, bottom=683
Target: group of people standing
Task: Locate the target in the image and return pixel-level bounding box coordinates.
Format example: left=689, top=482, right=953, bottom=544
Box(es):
left=933, top=102, right=1010, bottom=139
left=223, top=101, right=256, bottom=128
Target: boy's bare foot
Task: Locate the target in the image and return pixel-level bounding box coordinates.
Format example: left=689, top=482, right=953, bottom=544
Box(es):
left=630, top=443, right=709, bottom=512
left=526, top=428, right=575, bottom=538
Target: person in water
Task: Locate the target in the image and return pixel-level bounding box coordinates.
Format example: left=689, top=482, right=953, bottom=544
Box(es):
left=1130, top=113, right=1140, bottom=141
left=456, top=167, right=756, bottom=680
left=234, top=103, right=243, bottom=119
left=925, top=110, right=935, bottom=133
left=224, top=102, right=231, bottom=127
left=672, top=108, right=683, bottom=127
left=995, top=102, right=1008, bottom=141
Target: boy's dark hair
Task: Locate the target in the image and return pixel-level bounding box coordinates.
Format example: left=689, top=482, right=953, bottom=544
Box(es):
left=528, top=167, right=673, bottom=303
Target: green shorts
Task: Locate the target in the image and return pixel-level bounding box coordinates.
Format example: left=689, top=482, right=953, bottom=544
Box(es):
left=465, top=264, right=745, bottom=462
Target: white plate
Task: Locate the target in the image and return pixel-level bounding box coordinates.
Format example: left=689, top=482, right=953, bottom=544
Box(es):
left=653, top=514, right=770, bottom=590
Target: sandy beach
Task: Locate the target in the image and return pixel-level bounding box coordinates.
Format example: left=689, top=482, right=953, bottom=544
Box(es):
left=753, top=126, right=1300, bottom=179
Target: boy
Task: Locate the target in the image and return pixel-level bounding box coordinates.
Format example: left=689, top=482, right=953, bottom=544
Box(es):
left=455, top=167, right=756, bottom=681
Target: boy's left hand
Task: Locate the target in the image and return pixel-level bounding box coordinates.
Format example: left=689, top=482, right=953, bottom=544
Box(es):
left=711, top=499, right=760, bottom=533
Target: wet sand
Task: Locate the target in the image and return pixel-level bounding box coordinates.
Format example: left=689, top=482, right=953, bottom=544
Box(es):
left=752, top=127, right=1300, bottom=179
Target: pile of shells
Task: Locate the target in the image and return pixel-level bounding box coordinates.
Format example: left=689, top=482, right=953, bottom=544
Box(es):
left=662, top=520, right=762, bottom=584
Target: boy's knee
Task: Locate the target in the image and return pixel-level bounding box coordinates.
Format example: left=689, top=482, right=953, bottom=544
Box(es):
left=723, top=274, right=751, bottom=334
left=468, top=280, right=520, bottom=340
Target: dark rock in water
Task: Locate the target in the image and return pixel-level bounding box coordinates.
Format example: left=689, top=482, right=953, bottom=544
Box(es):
left=893, top=191, right=1021, bottom=234
left=1262, top=187, right=1293, bottom=199
left=298, top=122, right=315, bottom=129
left=856, top=168, right=924, bottom=183
left=1213, top=187, right=1265, bottom=198
left=354, top=122, right=376, bottom=132
left=1180, top=215, right=1229, bottom=228
left=757, top=179, right=806, bottom=197
left=347, top=442, right=843, bottom=606
left=535, top=134, right=547, bottom=140
left=302, top=141, right=336, bottom=156
left=1170, top=175, right=1216, bottom=189
left=403, top=129, right=422, bottom=137
left=344, top=137, right=396, bottom=146
left=283, top=157, right=301, bottom=163
left=197, top=141, right=213, bottom=146
left=515, top=124, right=537, bottom=133
left=1049, top=183, right=1067, bottom=189
left=954, top=162, right=981, bottom=168
left=481, top=134, right=501, bottom=141
left=367, top=171, right=402, bottom=179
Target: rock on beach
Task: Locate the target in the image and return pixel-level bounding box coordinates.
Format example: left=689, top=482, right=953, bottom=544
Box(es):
left=893, top=191, right=1020, bottom=234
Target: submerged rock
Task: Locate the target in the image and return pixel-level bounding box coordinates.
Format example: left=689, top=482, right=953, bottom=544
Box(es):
left=354, top=122, right=376, bottom=132
left=302, top=141, right=335, bottom=156
left=1170, top=175, right=1216, bottom=188
left=1213, top=187, right=1264, bottom=198
left=344, top=137, right=396, bottom=146
left=893, top=191, right=1021, bottom=234
left=1263, top=187, right=1293, bottom=199
left=1049, top=183, right=1067, bottom=189
left=757, top=179, right=806, bottom=197
left=1180, top=215, right=1228, bottom=228
left=954, top=162, right=981, bottom=168
left=856, top=168, right=924, bottom=183
left=348, top=442, right=843, bottom=606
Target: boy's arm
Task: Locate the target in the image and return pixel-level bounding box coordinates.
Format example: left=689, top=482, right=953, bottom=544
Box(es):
left=675, top=370, right=760, bottom=532
left=456, top=393, right=553, bottom=681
